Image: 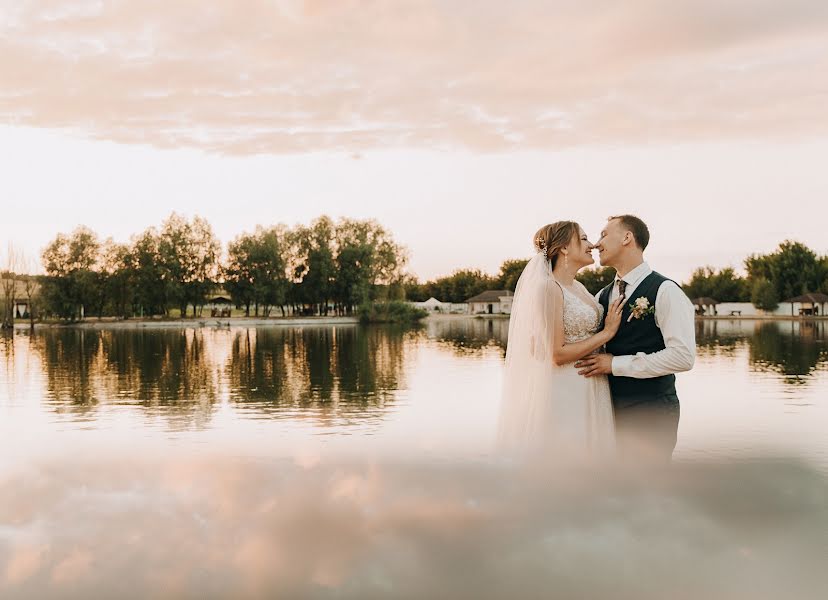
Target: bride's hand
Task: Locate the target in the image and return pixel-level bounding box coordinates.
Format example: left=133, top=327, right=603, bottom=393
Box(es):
left=603, top=297, right=624, bottom=337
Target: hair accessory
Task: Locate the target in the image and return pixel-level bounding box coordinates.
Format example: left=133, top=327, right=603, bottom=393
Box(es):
left=536, top=237, right=548, bottom=258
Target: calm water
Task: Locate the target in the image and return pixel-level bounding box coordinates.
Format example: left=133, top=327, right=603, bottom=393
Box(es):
left=1, top=317, right=826, bottom=464
left=1, top=318, right=826, bottom=598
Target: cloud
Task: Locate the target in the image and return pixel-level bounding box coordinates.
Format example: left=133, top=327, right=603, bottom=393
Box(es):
left=0, top=455, right=826, bottom=598
left=0, top=0, right=827, bottom=153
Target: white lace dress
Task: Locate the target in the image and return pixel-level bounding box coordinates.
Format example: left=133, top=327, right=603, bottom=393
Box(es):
left=508, top=284, right=616, bottom=458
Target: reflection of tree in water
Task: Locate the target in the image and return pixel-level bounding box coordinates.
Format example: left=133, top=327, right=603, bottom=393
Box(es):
left=226, top=325, right=407, bottom=425
left=425, top=318, right=508, bottom=357
left=99, top=329, right=219, bottom=427
left=694, top=320, right=747, bottom=359
left=32, top=328, right=219, bottom=427
left=32, top=329, right=102, bottom=412
left=749, top=320, right=828, bottom=383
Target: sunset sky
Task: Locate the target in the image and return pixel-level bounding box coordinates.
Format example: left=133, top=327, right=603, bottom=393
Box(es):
left=2, top=0, right=827, bottom=281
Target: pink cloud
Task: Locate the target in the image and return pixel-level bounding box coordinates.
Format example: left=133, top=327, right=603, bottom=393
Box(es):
left=0, top=0, right=826, bottom=153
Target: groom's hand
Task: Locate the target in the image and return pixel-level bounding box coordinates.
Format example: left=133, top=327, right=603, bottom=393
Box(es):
left=575, top=354, right=613, bottom=377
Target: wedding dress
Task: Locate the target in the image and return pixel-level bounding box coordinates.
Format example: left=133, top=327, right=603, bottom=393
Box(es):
left=497, top=254, right=615, bottom=460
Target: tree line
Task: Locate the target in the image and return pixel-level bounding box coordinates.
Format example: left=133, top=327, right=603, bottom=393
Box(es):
left=405, top=239, right=828, bottom=312
left=3, top=231, right=826, bottom=326
left=8, top=213, right=407, bottom=322
left=682, top=241, right=828, bottom=311
left=403, top=260, right=616, bottom=302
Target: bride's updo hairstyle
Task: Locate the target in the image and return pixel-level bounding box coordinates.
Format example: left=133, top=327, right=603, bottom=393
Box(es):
left=533, top=221, right=579, bottom=268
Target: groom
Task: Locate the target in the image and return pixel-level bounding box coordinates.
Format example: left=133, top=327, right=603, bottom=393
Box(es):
left=575, top=215, right=695, bottom=462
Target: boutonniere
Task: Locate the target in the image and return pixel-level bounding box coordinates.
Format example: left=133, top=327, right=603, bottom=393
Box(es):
left=627, top=296, right=655, bottom=322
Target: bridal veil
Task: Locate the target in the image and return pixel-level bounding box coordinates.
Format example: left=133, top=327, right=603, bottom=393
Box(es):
left=497, top=253, right=560, bottom=455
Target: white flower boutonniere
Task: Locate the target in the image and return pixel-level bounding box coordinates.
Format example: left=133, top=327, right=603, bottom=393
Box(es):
left=627, top=296, right=656, bottom=322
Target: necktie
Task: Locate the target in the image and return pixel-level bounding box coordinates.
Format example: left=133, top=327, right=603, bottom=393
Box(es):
left=617, top=279, right=627, bottom=300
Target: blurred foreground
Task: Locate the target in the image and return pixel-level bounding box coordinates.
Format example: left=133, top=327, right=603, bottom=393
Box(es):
left=1, top=454, right=825, bottom=599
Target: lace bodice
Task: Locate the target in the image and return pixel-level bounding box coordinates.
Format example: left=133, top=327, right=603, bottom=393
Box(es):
left=561, top=285, right=603, bottom=343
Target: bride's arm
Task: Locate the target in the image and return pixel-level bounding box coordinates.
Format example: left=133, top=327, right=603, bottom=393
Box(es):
left=549, top=284, right=622, bottom=366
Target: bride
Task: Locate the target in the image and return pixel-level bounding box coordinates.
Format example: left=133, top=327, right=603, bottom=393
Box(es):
left=498, top=221, right=623, bottom=459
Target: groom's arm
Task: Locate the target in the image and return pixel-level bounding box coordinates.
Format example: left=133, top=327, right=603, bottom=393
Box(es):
left=610, top=282, right=696, bottom=378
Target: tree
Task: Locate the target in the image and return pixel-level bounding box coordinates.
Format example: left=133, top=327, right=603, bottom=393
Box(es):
left=100, top=239, right=133, bottom=318
left=256, top=225, right=290, bottom=316
left=224, top=233, right=256, bottom=316
left=496, top=259, right=529, bottom=292
left=157, top=213, right=220, bottom=317
left=576, top=266, right=616, bottom=295
left=129, top=228, right=166, bottom=316
left=289, top=217, right=336, bottom=315
left=333, top=218, right=408, bottom=314
left=745, top=241, right=822, bottom=303
left=401, top=274, right=427, bottom=302
left=771, top=241, right=820, bottom=300
left=1, top=243, right=19, bottom=329
left=41, top=227, right=101, bottom=320
left=682, top=266, right=748, bottom=302
left=225, top=225, right=290, bottom=317
left=751, top=279, right=779, bottom=312
left=423, top=269, right=496, bottom=304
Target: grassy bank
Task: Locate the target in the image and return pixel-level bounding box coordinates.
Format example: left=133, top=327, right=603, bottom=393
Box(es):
left=359, top=301, right=428, bottom=324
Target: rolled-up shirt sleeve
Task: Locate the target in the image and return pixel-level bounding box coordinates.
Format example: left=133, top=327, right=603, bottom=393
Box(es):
left=611, top=282, right=696, bottom=378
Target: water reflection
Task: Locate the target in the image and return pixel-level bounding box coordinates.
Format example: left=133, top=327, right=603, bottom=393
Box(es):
left=0, top=318, right=826, bottom=446
left=15, top=325, right=410, bottom=428
left=696, top=319, right=828, bottom=382
left=424, top=316, right=508, bottom=356
left=28, top=328, right=220, bottom=426
left=227, top=326, right=407, bottom=424
left=0, top=455, right=824, bottom=599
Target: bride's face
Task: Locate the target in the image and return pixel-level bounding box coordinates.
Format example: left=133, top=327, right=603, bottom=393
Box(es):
left=566, top=227, right=595, bottom=270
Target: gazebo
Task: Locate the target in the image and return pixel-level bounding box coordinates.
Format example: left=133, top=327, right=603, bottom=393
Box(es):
left=691, top=297, right=719, bottom=316
left=784, top=292, right=828, bottom=316
left=206, top=293, right=233, bottom=317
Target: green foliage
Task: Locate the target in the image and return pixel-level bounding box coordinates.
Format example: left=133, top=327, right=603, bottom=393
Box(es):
left=420, top=269, right=496, bottom=304
left=751, top=279, right=779, bottom=312
left=40, top=227, right=101, bottom=320
left=576, top=266, right=617, bottom=295
left=745, top=241, right=823, bottom=302
left=289, top=217, right=336, bottom=313
left=225, top=225, right=290, bottom=316
left=496, top=259, right=529, bottom=292
left=682, top=266, right=749, bottom=302
left=37, top=214, right=409, bottom=320
left=358, top=300, right=428, bottom=324
left=129, top=228, right=167, bottom=316
left=157, top=213, right=220, bottom=317
left=333, top=218, right=407, bottom=313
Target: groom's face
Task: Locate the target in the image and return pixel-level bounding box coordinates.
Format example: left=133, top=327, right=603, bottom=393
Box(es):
left=596, top=219, right=624, bottom=267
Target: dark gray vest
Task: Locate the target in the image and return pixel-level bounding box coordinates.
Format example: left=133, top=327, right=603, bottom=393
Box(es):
left=598, top=271, right=677, bottom=399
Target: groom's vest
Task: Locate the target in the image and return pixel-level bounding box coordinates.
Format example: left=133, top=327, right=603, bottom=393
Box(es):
left=598, top=271, right=677, bottom=400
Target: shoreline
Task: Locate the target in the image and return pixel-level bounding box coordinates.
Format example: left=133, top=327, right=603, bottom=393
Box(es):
left=9, top=313, right=828, bottom=331
left=694, top=315, right=828, bottom=321
left=13, top=316, right=360, bottom=330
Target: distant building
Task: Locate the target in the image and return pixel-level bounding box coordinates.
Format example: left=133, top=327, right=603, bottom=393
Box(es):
left=1, top=278, right=39, bottom=319
left=205, top=289, right=233, bottom=317
left=691, top=297, right=719, bottom=316
left=414, top=297, right=449, bottom=312
left=411, top=297, right=468, bottom=314
left=785, top=293, right=828, bottom=316
left=465, top=290, right=514, bottom=315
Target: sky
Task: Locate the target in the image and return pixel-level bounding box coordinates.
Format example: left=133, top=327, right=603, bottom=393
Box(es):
left=1, top=0, right=827, bottom=282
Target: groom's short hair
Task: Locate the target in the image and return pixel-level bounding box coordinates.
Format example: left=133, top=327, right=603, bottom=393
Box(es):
left=608, top=214, right=650, bottom=250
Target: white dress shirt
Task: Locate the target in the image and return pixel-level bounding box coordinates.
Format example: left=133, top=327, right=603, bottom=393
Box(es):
left=596, top=262, right=696, bottom=379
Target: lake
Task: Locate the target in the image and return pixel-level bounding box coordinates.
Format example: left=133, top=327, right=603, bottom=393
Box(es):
left=0, top=317, right=826, bottom=598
